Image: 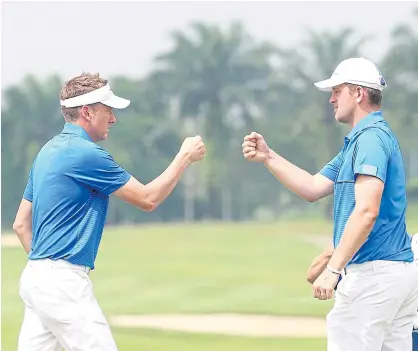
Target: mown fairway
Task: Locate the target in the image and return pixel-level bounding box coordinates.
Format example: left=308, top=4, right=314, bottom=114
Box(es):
left=3, top=211, right=417, bottom=350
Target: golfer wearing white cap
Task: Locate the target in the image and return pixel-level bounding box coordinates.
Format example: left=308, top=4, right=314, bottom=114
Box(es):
left=13, top=72, right=206, bottom=351
left=242, top=57, right=418, bottom=350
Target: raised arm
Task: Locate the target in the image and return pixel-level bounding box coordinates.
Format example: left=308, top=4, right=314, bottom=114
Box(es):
left=113, top=136, right=205, bottom=211
left=242, top=132, right=336, bottom=202
left=264, top=149, right=334, bottom=202
left=71, top=136, right=206, bottom=212
left=113, top=150, right=192, bottom=211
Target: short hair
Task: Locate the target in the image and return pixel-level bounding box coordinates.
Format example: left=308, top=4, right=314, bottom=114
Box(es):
left=60, top=73, right=107, bottom=121
left=346, top=83, right=382, bottom=106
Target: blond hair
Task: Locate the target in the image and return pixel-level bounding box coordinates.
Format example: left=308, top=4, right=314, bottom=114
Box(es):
left=60, top=72, right=107, bottom=121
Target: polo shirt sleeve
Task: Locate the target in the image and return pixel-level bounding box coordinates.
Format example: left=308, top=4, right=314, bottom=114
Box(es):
left=23, top=163, right=34, bottom=202
left=70, top=146, right=131, bottom=196
left=319, top=149, right=344, bottom=182
left=352, top=128, right=392, bottom=183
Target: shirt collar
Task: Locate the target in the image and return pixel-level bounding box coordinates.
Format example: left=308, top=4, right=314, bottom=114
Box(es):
left=346, top=110, right=384, bottom=141
left=61, top=122, right=93, bottom=142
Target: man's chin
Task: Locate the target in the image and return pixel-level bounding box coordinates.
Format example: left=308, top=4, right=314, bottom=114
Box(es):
left=335, top=113, right=347, bottom=124
left=96, top=133, right=108, bottom=142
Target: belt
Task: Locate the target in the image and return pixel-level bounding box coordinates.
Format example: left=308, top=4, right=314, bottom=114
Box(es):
left=27, top=258, right=91, bottom=275
left=343, top=260, right=409, bottom=275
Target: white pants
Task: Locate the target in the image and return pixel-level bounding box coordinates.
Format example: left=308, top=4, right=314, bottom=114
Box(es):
left=327, top=260, right=418, bottom=351
left=18, top=259, right=118, bottom=351
left=412, top=234, right=418, bottom=331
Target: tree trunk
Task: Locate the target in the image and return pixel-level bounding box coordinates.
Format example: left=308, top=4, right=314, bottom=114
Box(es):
left=322, top=100, right=339, bottom=220
left=221, top=184, right=232, bottom=221
left=183, top=170, right=195, bottom=222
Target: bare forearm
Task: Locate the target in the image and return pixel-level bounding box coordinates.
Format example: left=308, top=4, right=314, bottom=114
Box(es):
left=144, top=152, right=190, bottom=207
left=14, top=228, right=32, bottom=254
left=13, top=199, right=33, bottom=254
left=307, top=256, right=329, bottom=283
left=264, top=149, right=318, bottom=201
left=307, top=245, right=334, bottom=283
left=328, top=209, right=376, bottom=271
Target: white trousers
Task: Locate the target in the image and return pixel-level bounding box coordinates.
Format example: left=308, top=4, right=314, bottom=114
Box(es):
left=327, top=260, right=418, bottom=351
left=18, top=259, right=118, bottom=351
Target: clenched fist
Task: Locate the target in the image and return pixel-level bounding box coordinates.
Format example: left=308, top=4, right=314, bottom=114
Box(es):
left=312, top=268, right=339, bottom=301
left=242, top=132, right=270, bottom=162
left=180, top=136, right=206, bottom=163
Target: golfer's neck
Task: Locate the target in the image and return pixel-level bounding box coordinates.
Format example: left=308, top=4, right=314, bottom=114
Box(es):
left=71, top=121, right=98, bottom=143
left=351, top=106, right=380, bottom=128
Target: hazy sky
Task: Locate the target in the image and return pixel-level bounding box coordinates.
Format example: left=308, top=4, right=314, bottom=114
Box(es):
left=2, top=1, right=417, bottom=88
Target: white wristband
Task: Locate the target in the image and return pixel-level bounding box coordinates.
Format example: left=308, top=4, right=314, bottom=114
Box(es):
left=326, top=265, right=342, bottom=275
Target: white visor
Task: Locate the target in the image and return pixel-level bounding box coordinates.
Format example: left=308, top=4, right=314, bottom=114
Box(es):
left=60, top=83, right=130, bottom=109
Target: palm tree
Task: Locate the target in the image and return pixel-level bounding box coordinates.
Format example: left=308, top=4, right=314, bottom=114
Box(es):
left=380, top=10, right=418, bottom=180
left=275, top=28, right=371, bottom=217
left=150, top=21, right=276, bottom=220
left=2, top=74, right=63, bottom=227
left=102, top=76, right=186, bottom=224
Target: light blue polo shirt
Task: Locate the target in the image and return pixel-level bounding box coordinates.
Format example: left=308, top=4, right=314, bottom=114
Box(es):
left=320, top=111, right=413, bottom=265
left=23, top=123, right=131, bottom=269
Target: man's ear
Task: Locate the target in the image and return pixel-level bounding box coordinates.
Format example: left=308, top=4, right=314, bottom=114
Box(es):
left=80, top=106, right=92, bottom=122
left=356, top=86, right=366, bottom=104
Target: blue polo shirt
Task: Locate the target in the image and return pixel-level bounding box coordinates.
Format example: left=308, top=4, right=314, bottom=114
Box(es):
left=23, top=123, right=131, bottom=269
left=320, top=111, right=413, bottom=265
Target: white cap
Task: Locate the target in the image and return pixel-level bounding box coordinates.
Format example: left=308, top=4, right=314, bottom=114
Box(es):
left=60, top=83, right=130, bottom=109
left=314, top=57, right=387, bottom=92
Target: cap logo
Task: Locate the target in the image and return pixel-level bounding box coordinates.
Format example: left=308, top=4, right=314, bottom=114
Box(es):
left=374, top=63, right=387, bottom=87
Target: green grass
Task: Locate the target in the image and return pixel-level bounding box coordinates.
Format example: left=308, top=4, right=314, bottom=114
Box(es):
left=112, top=328, right=327, bottom=350
left=2, top=213, right=416, bottom=350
